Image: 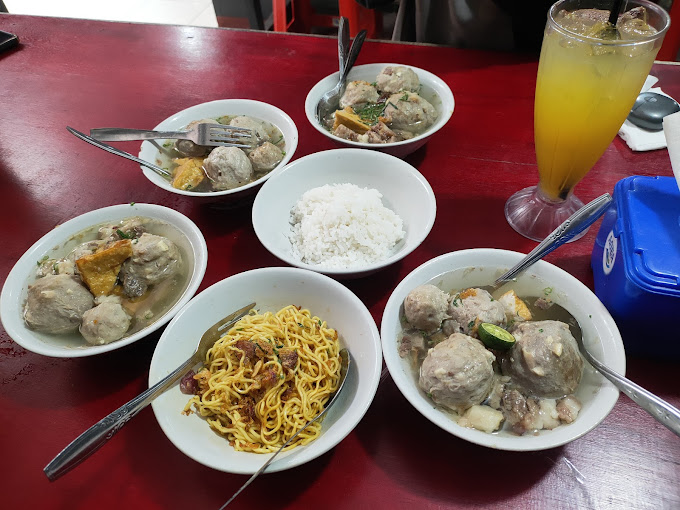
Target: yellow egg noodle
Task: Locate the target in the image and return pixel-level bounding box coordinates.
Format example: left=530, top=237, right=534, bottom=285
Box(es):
left=184, top=305, right=341, bottom=453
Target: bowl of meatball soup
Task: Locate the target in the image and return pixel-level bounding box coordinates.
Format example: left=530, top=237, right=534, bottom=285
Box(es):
left=305, top=64, right=454, bottom=158
left=0, top=203, right=207, bottom=357
left=138, top=99, right=298, bottom=204
left=380, top=249, right=625, bottom=451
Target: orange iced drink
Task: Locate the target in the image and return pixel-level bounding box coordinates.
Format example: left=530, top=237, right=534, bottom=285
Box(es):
left=534, top=6, right=663, bottom=201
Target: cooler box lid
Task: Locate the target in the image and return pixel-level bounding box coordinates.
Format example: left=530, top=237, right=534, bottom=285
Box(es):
left=614, top=175, right=680, bottom=297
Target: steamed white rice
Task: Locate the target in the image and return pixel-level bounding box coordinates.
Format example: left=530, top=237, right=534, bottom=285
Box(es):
left=290, top=183, right=405, bottom=268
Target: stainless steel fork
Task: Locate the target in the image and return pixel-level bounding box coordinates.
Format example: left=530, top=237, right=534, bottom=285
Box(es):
left=90, top=123, right=254, bottom=149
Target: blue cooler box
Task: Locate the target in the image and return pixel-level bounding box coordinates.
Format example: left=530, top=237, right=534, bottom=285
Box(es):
left=591, top=175, right=680, bottom=359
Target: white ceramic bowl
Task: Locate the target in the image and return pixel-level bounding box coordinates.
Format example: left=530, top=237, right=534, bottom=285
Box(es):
left=138, top=99, right=298, bottom=202
left=305, top=63, right=454, bottom=158
left=252, top=148, right=436, bottom=279
left=381, top=249, right=625, bottom=451
left=0, top=204, right=207, bottom=358
left=149, top=267, right=382, bottom=474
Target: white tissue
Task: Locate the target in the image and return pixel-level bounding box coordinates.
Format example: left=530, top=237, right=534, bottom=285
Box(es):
left=663, top=111, right=680, bottom=191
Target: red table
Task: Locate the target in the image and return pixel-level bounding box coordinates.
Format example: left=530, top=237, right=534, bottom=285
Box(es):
left=1, top=14, right=679, bottom=509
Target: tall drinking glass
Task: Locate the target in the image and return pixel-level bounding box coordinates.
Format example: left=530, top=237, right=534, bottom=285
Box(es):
left=505, top=0, right=670, bottom=241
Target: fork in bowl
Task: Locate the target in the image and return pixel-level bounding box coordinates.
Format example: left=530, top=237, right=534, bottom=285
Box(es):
left=90, top=123, right=254, bottom=149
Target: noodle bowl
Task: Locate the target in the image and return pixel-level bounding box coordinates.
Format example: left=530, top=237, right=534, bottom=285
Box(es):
left=184, top=305, right=341, bottom=453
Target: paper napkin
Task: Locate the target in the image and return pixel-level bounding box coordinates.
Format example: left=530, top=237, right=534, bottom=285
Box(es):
left=618, top=76, right=678, bottom=152
left=663, top=110, right=680, bottom=191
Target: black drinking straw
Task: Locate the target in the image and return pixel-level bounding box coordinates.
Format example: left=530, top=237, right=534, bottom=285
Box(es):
left=608, top=0, right=625, bottom=25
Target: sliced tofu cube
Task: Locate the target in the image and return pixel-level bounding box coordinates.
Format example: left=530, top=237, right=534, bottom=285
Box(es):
left=499, top=290, right=532, bottom=322
left=76, top=240, right=133, bottom=296
left=332, top=107, right=371, bottom=134
left=172, top=157, right=206, bottom=191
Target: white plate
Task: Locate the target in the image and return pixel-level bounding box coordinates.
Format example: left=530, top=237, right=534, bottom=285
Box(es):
left=0, top=203, right=207, bottom=357
left=381, top=249, right=625, bottom=451
left=138, top=99, right=298, bottom=201
left=252, top=148, right=436, bottom=278
left=149, top=267, right=383, bottom=474
left=305, top=63, right=454, bottom=158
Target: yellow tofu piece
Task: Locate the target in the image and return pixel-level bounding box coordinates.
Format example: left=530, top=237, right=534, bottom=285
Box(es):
left=76, top=240, right=133, bottom=296
left=172, top=157, right=206, bottom=191
left=333, top=107, right=371, bottom=134
left=500, top=290, right=532, bottom=321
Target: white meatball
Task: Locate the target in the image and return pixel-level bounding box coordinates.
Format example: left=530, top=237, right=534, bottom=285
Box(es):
left=203, top=146, right=254, bottom=191
left=229, top=116, right=270, bottom=143
left=248, top=141, right=283, bottom=172
left=448, top=288, right=506, bottom=337
left=419, top=333, right=496, bottom=412
left=383, top=92, right=437, bottom=132
left=403, top=284, right=450, bottom=332
left=80, top=297, right=131, bottom=345
left=24, top=274, right=94, bottom=334
left=339, top=80, right=380, bottom=108
left=376, top=66, right=420, bottom=94
left=120, top=233, right=181, bottom=297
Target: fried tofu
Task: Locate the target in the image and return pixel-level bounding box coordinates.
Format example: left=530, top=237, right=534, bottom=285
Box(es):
left=499, top=289, right=532, bottom=322
left=172, top=157, right=206, bottom=191
left=76, top=240, right=133, bottom=296
left=332, top=107, right=371, bottom=134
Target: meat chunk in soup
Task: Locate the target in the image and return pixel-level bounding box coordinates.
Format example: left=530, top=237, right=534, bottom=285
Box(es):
left=419, top=333, right=496, bottom=412
left=501, top=320, right=583, bottom=398
left=376, top=65, right=420, bottom=94
left=248, top=141, right=283, bottom=172
left=403, top=284, right=450, bottom=333
left=340, top=80, right=380, bottom=108
left=447, top=288, right=506, bottom=337
left=80, top=296, right=132, bottom=345
left=203, top=146, right=254, bottom=191
left=120, top=233, right=181, bottom=297
left=24, top=274, right=94, bottom=334
left=382, top=92, right=437, bottom=132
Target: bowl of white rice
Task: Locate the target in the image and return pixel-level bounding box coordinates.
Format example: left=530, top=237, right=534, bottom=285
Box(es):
left=251, top=148, right=436, bottom=278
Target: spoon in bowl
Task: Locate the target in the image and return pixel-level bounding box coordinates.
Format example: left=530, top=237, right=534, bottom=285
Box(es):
left=315, top=18, right=368, bottom=122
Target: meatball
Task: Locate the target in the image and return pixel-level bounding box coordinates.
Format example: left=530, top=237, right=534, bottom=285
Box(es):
left=120, top=233, right=180, bottom=297
left=248, top=141, right=283, bottom=172
left=339, top=80, right=379, bottom=108
left=382, top=92, right=437, bottom=132
left=403, top=284, right=450, bottom=332
left=80, top=297, right=132, bottom=345
left=501, top=320, right=584, bottom=398
left=98, top=217, right=146, bottom=242
left=203, top=146, right=254, bottom=191
left=448, top=288, right=506, bottom=337
left=419, top=333, right=496, bottom=412
left=376, top=66, right=420, bottom=94
left=175, top=119, right=214, bottom=157
left=23, top=274, right=94, bottom=334
left=229, top=116, right=270, bottom=143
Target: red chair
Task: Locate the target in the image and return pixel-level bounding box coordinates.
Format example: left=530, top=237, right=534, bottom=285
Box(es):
left=657, top=0, right=679, bottom=61
left=272, top=0, right=381, bottom=38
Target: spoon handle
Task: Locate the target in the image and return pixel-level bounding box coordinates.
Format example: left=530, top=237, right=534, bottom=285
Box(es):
left=337, top=16, right=349, bottom=77
left=66, top=126, right=172, bottom=178
left=496, top=193, right=612, bottom=284
left=581, top=350, right=680, bottom=438
left=43, top=356, right=196, bottom=481
left=342, top=29, right=367, bottom=81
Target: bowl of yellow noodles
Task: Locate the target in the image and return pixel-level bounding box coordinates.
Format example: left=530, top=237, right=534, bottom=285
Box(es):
left=149, top=266, right=382, bottom=473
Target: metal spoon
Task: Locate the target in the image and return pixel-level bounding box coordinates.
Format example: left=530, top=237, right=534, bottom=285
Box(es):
left=66, top=126, right=172, bottom=178
left=315, top=18, right=367, bottom=122
left=495, top=193, right=613, bottom=285
left=219, top=348, right=351, bottom=509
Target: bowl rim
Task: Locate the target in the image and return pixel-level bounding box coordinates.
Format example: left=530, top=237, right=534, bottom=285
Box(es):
left=251, top=148, right=437, bottom=276
left=380, top=248, right=625, bottom=451
left=149, top=266, right=383, bottom=473
left=0, top=203, right=208, bottom=358
left=138, top=99, right=299, bottom=197
left=304, top=63, right=455, bottom=149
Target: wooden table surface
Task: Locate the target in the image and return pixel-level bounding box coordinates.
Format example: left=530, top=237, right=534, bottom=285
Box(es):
left=1, top=14, right=678, bottom=510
